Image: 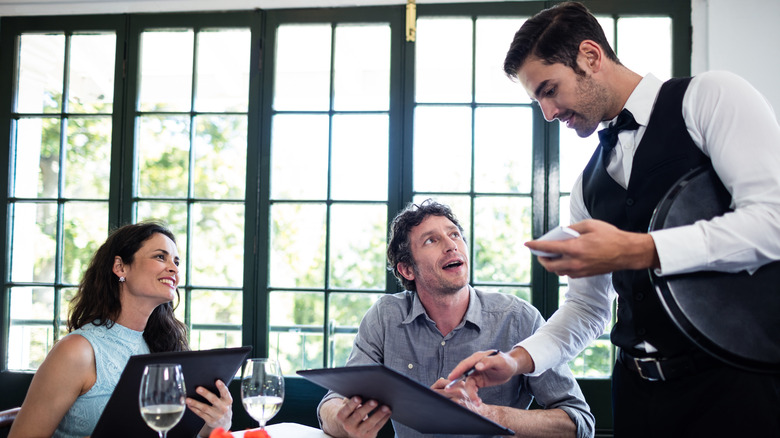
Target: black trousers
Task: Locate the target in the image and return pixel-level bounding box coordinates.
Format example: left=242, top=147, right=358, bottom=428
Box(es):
left=612, top=357, right=780, bottom=437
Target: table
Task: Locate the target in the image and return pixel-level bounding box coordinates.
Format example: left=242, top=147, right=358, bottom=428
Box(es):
left=231, top=422, right=334, bottom=437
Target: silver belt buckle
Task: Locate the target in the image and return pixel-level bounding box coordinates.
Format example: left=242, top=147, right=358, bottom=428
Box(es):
left=633, top=356, right=666, bottom=381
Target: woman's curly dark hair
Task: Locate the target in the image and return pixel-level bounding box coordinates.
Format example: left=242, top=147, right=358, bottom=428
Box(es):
left=68, top=221, right=189, bottom=353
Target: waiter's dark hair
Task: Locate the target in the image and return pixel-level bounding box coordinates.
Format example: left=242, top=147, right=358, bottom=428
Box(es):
left=504, top=1, right=620, bottom=79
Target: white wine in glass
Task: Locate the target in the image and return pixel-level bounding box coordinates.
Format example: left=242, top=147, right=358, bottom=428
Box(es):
left=241, top=358, right=284, bottom=429
left=139, top=363, right=187, bottom=438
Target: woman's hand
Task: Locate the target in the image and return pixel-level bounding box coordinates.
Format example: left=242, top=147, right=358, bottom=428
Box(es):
left=187, top=379, right=233, bottom=437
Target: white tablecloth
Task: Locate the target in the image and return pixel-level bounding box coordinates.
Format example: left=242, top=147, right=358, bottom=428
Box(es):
left=231, top=422, right=334, bottom=438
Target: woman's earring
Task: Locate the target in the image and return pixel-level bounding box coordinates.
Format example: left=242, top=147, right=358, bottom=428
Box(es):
left=119, top=276, right=126, bottom=283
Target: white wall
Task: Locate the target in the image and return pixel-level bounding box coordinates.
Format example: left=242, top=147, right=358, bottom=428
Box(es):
left=692, top=0, right=780, bottom=116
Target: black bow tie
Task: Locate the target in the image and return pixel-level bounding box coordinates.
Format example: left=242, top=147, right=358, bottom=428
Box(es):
left=598, top=109, right=639, bottom=156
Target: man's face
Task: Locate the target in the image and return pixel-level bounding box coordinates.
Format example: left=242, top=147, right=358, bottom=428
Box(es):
left=401, top=215, right=469, bottom=296
left=516, top=56, right=609, bottom=138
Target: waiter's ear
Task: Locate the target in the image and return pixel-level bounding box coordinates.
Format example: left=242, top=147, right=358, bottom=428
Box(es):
left=577, top=39, right=603, bottom=73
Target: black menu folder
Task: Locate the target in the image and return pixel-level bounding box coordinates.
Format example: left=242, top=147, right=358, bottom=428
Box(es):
left=298, top=364, right=514, bottom=435
left=92, top=346, right=252, bottom=438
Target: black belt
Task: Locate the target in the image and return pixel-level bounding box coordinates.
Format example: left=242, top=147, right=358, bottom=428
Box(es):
left=618, top=348, right=722, bottom=382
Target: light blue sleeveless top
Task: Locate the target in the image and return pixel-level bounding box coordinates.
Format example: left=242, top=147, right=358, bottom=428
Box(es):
left=53, top=321, right=149, bottom=438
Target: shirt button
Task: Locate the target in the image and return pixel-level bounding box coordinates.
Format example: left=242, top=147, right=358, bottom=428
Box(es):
left=441, top=341, right=446, bottom=346
left=408, top=363, right=413, bottom=369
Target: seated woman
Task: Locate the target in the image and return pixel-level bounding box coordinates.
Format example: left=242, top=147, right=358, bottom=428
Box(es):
left=9, top=222, right=232, bottom=438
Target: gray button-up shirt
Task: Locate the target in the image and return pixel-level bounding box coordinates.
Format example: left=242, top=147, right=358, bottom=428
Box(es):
left=317, top=286, right=594, bottom=438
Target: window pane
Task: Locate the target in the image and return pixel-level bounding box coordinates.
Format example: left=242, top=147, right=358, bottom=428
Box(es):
left=68, top=33, right=116, bottom=113
left=10, top=286, right=53, bottom=320
left=568, top=339, right=614, bottom=378
left=60, top=288, right=77, bottom=321
left=270, top=291, right=324, bottom=375
left=416, top=18, right=472, bottom=103
left=479, top=286, right=531, bottom=303
left=329, top=204, right=387, bottom=289
left=333, top=24, right=390, bottom=111
left=62, top=202, right=108, bottom=285
left=17, top=33, right=64, bottom=114
left=474, top=107, right=532, bottom=193
left=193, top=115, right=247, bottom=199
left=472, top=196, right=532, bottom=284
left=190, top=289, right=242, bottom=350
left=136, top=200, right=189, bottom=238
left=138, top=30, right=194, bottom=112
left=559, top=126, right=598, bottom=194
left=269, top=203, right=326, bottom=288
left=14, top=117, right=60, bottom=198
left=274, top=24, right=331, bottom=111
left=8, top=324, right=54, bottom=370
left=560, top=195, right=571, bottom=228
left=329, top=292, right=383, bottom=367
left=413, top=106, right=472, bottom=192
left=270, top=114, right=329, bottom=200
left=64, top=116, right=112, bottom=199
left=331, top=114, right=388, bottom=201
left=136, top=200, right=189, bottom=284
left=10, top=203, right=56, bottom=283
left=137, top=115, right=190, bottom=197
left=617, top=17, right=672, bottom=81
left=475, top=17, right=529, bottom=104
left=195, top=29, right=251, bottom=112
left=8, top=286, right=55, bottom=370
left=190, top=203, right=245, bottom=288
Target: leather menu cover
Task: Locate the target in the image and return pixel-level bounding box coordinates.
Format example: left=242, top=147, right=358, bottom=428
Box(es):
left=298, top=364, right=514, bottom=435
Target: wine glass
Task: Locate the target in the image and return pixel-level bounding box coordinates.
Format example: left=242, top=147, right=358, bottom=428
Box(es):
left=139, top=363, right=187, bottom=438
left=241, top=358, right=285, bottom=429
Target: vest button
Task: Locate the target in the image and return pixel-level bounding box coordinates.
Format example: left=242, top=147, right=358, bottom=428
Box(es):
left=635, top=292, right=644, bottom=301
left=626, top=198, right=634, bottom=206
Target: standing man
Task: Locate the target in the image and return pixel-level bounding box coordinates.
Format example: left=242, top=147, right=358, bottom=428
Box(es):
left=449, top=2, right=780, bottom=437
left=318, top=199, right=594, bottom=438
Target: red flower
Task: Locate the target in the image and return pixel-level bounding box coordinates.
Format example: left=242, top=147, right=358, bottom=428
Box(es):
left=244, top=429, right=271, bottom=438
left=208, top=428, right=233, bottom=438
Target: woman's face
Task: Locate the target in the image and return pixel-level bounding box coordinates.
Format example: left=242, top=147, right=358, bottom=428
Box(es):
left=120, top=233, right=180, bottom=305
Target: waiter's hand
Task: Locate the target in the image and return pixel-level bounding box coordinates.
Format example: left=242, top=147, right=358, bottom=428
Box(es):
left=525, top=219, right=660, bottom=278
left=445, top=348, right=532, bottom=405
left=320, top=396, right=391, bottom=438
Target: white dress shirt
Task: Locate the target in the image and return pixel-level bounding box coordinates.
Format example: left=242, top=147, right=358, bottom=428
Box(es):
left=519, top=71, right=780, bottom=374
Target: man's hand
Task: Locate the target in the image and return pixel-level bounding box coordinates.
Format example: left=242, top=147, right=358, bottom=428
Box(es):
left=432, top=379, right=488, bottom=416
left=446, top=348, right=533, bottom=405
left=525, top=219, right=660, bottom=278
left=320, top=396, right=391, bottom=438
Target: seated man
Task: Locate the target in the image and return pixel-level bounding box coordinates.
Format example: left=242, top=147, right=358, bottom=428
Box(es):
left=318, top=199, right=594, bottom=438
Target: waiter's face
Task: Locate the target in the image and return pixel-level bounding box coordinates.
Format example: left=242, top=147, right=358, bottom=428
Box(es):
left=516, top=56, right=609, bottom=138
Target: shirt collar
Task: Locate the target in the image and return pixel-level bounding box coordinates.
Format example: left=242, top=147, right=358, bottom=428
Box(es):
left=604, top=73, right=663, bottom=128
left=402, top=285, right=484, bottom=331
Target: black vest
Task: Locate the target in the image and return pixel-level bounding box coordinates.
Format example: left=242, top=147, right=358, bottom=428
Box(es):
left=581, top=77, right=711, bottom=357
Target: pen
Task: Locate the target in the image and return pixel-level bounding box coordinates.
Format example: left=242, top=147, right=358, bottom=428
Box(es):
left=445, top=349, right=500, bottom=389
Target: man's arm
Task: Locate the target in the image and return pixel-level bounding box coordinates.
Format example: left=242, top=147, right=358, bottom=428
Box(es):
left=432, top=379, right=578, bottom=438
